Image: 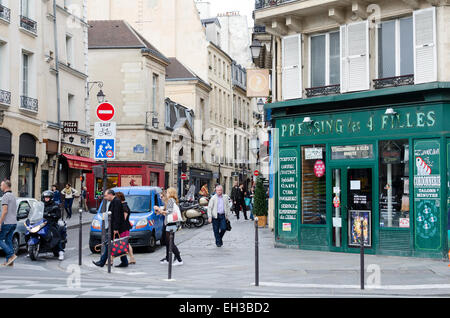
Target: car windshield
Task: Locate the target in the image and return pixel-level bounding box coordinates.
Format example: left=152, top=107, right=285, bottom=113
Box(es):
left=28, top=201, right=44, bottom=223
left=125, top=195, right=151, bottom=213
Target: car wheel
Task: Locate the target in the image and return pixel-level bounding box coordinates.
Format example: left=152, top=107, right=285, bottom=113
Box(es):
left=144, top=234, right=156, bottom=253
left=12, top=235, right=20, bottom=256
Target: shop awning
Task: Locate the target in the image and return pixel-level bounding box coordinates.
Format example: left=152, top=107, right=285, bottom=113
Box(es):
left=62, top=154, right=96, bottom=172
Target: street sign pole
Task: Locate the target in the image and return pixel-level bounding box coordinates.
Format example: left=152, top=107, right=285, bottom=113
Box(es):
left=101, top=160, right=107, bottom=255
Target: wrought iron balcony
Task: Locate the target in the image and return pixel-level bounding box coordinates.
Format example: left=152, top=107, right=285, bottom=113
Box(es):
left=305, top=84, right=340, bottom=98
left=373, top=74, right=414, bottom=89
left=253, top=25, right=266, bottom=34
left=20, top=96, right=38, bottom=112
left=0, top=4, right=11, bottom=23
left=0, top=90, right=11, bottom=106
left=255, top=0, right=297, bottom=10
left=20, top=15, right=37, bottom=34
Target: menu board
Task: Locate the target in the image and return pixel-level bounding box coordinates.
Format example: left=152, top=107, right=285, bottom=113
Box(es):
left=278, top=148, right=299, bottom=241
left=413, top=139, right=441, bottom=251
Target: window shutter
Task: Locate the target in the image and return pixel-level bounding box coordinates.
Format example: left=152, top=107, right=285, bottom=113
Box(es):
left=282, top=34, right=302, bottom=100
left=340, top=25, right=348, bottom=93
left=413, top=7, right=436, bottom=84
left=345, top=21, right=369, bottom=92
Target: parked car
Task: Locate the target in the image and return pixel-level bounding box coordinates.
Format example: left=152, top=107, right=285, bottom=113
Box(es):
left=89, top=186, right=165, bottom=253
left=0, top=197, right=43, bottom=255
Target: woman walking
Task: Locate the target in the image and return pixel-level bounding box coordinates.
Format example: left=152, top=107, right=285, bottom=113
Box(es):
left=61, top=184, right=78, bottom=219
left=115, top=192, right=136, bottom=265
left=154, top=187, right=183, bottom=266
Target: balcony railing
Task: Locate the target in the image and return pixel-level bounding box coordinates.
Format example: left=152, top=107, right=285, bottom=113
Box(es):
left=305, top=84, right=340, bottom=98
left=20, top=96, right=38, bottom=112
left=373, top=74, right=414, bottom=89
left=20, top=15, right=37, bottom=34
left=255, top=0, right=297, bottom=10
left=0, top=90, right=11, bottom=106
left=253, top=25, right=266, bottom=33
left=0, top=4, right=11, bottom=23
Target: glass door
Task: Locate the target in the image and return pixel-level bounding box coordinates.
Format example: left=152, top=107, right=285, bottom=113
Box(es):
left=331, top=168, right=345, bottom=249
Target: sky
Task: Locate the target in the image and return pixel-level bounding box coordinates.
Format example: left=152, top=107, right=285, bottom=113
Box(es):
left=208, top=0, right=254, bottom=27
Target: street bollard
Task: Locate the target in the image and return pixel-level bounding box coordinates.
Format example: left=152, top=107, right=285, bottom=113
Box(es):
left=168, top=230, right=174, bottom=280
left=78, top=208, right=83, bottom=266
left=107, top=211, right=112, bottom=274
left=255, top=217, right=259, bottom=287
left=360, top=216, right=365, bottom=290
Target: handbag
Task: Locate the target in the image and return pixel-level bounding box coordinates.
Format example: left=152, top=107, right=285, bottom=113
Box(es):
left=166, top=199, right=182, bottom=224
left=111, top=233, right=129, bottom=257
left=226, top=219, right=232, bottom=231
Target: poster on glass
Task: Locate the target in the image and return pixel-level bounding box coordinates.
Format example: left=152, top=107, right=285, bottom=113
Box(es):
left=348, top=210, right=371, bottom=247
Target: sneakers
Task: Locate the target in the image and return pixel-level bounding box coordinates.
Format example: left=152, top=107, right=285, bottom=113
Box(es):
left=173, top=259, right=183, bottom=266
left=58, top=251, right=64, bottom=261
left=160, top=258, right=168, bottom=264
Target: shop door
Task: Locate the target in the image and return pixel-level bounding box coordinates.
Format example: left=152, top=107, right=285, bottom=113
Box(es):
left=330, top=167, right=373, bottom=252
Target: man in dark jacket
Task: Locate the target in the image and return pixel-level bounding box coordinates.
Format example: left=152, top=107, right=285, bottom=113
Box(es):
left=93, top=189, right=129, bottom=268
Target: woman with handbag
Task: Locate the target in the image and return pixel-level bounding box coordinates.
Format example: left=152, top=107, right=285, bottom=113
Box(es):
left=115, top=192, right=136, bottom=265
left=154, top=187, right=183, bottom=266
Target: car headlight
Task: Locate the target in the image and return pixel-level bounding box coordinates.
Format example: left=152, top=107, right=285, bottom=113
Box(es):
left=92, top=219, right=101, bottom=230
left=136, top=218, right=148, bottom=229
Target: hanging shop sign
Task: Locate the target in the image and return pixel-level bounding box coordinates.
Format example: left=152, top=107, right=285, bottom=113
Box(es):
left=279, top=107, right=440, bottom=140
left=62, top=121, right=78, bottom=134
left=413, top=139, right=441, bottom=251
left=313, top=160, right=325, bottom=178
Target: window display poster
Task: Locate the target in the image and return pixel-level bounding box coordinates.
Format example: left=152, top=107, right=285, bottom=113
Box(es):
left=121, top=175, right=143, bottom=187
left=413, top=139, right=441, bottom=251
left=349, top=210, right=371, bottom=247
left=278, top=148, right=299, bottom=242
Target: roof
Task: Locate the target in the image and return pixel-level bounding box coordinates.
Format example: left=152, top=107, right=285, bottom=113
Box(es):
left=88, top=20, right=169, bottom=63
left=166, top=58, right=211, bottom=89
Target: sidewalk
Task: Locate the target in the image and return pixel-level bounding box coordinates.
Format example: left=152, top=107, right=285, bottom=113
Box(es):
left=63, top=209, right=95, bottom=229
left=61, top=217, right=450, bottom=296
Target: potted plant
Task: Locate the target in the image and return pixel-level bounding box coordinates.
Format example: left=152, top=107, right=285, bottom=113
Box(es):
left=253, top=177, right=268, bottom=227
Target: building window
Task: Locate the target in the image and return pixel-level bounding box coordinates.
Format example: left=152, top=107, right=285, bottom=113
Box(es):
left=151, top=140, right=157, bottom=161
left=152, top=74, right=158, bottom=112
left=166, top=142, right=170, bottom=163
left=22, top=53, right=29, bottom=97
left=310, top=31, right=340, bottom=87
left=21, top=0, right=29, bottom=17
left=68, top=94, right=75, bottom=119
left=379, top=140, right=410, bottom=228
left=150, top=172, right=159, bottom=186
left=378, top=17, right=413, bottom=78
left=301, top=145, right=326, bottom=224
left=66, top=34, right=73, bottom=66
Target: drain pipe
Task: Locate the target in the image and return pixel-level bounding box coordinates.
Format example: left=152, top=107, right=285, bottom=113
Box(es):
left=52, top=0, right=62, bottom=186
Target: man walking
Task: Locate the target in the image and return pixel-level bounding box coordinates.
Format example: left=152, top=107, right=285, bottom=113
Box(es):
left=208, top=185, right=232, bottom=247
left=232, top=182, right=247, bottom=220
left=0, top=180, right=17, bottom=266
left=93, top=189, right=129, bottom=268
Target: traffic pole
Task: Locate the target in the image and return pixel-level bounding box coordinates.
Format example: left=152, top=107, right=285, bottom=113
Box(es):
left=255, top=217, right=259, bottom=287
left=78, top=208, right=82, bottom=266
left=107, top=211, right=112, bottom=274
left=168, top=229, right=174, bottom=280
left=360, top=215, right=365, bottom=290
left=101, top=160, right=107, bottom=255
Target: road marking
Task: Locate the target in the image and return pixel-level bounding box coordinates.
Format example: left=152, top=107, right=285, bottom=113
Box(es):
left=167, top=294, right=212, bottom=298
left=29, top=294, right=79, bottom=298
left=0, top=289, right=45, bottom=295
left=259, top=282, right=450, bottom=290
left=131, top=290, right=174, bottom=295
left=81, top=291, right=128, bottom=297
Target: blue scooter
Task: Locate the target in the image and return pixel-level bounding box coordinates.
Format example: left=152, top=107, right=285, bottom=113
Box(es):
left=24, top=203, right=67, bottom=261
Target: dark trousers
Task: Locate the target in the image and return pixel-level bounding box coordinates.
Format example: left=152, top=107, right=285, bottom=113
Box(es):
left=212, top=214, right=227, bottom=246
left=165, top=228, right=182, bottom=262
left=234, top=200, right=247, bottom=219
left=64, top=198, right=74, bottom=218
left=99, top=235, right=128, bottom=266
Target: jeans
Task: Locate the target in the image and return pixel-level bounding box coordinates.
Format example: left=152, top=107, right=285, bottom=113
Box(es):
left=212, top=214, right=227, bottom=246
left=0, top=224, right=17, bottom=260
left=64, top=198, right=74, bottom=218
left=164, top=226, right=182, bottom=262
left=99, top=235, right=128, bottom=266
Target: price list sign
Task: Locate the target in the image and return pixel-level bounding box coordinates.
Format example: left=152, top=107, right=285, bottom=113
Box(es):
left=278, top=148, right=299, bottom=242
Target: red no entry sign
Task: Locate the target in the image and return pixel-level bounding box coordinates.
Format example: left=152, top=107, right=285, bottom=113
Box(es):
left=181, top=173, right=187, bottom=180
left=254, top=170, right=260, bottom=176
left=96, top=103, right=115, bottom=121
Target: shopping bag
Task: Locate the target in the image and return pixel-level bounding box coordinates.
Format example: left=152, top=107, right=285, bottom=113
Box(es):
left=111, top=234, right=129, bottom=257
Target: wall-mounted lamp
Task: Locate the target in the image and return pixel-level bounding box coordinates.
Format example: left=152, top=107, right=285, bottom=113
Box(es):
left=303, top=117, right=313, bottom=124
left=385, top=108, right=397, bottom=115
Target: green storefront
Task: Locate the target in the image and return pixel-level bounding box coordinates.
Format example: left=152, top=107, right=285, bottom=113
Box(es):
left=268, top=82, right=450, bottom=259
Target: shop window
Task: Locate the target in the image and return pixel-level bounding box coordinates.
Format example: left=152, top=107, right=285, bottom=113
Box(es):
left=379, top=140, right=410, bottom=228
left=150, top=172, right=159, bottom=186
left=95, top=175, right=118, bottom=197
left=301, top=145, right=326, bottom=224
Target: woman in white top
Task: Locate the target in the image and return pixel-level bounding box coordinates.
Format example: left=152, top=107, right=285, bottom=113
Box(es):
left=154, top=187, right=183, bottom=266
left=61, top=184, right=78, bottom=219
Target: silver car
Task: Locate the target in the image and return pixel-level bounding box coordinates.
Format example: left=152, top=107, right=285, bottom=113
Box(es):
left=0, top=197, right=43, bottom=255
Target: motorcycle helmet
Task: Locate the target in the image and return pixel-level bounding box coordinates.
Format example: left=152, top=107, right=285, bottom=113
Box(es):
left=41, top=190, right=54, bottom=202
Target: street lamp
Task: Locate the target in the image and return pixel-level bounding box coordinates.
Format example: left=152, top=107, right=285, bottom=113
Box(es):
left=250, top=40, right=263, bottom=62
left=257, top=98, right=265, bottom=113
left=97, top=90, right=106, bottom=104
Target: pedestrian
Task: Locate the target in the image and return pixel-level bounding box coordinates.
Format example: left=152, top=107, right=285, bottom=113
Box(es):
left=154, top=187, right=183, bottom=266
left=0, top=180, right=17, bottom=266
left=232, top=183, right=247, bottom=220
left=93, top=189, right=130, bottom=268
left=115, top=192, right=136, bottom=265
left=81, top=186, right=88, bottom=212
left=61, top=184, right=78, bottom=219
left=51, top=185, right=61, bottom=205
left=246, top=186, right=255, bottom=221
left=207, top=185, right=232, bottom=247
